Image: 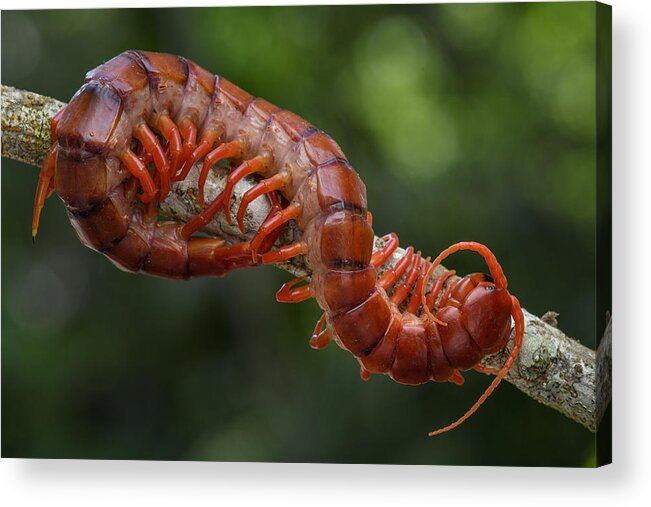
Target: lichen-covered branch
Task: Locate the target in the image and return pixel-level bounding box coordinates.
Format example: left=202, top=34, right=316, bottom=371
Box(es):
left=1, top=86, right=65, bottom=166
left=1, top=84, right=611, bottom=432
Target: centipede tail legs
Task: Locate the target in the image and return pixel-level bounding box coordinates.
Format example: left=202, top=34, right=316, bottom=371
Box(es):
left=32, top=107, right=67, bottom=240
left=32, top=145, right=58, bottom=240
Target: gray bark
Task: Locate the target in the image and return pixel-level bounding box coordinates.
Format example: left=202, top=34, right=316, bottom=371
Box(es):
left=1, top=84, right=611, bottom=432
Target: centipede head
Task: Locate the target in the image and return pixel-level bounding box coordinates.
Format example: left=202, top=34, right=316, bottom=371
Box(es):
left=448, top=273, right=513, bottom=354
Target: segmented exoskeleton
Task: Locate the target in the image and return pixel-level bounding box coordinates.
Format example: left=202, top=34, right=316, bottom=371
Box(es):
left=33, top=51, right=524, bottom=435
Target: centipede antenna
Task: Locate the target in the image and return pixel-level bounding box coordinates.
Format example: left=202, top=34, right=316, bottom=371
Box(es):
left=428, top=295, right=524, bottom=437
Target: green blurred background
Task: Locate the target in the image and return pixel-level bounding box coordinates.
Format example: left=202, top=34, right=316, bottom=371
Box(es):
left=2, top=3, right=600, bottom=466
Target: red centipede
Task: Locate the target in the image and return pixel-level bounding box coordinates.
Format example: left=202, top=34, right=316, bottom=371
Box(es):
left=33, top=50, right=525, bottom=436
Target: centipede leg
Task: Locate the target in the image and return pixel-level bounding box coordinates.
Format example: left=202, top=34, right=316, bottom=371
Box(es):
left=210, top=190, right=287, bottom=263
left=176, top=129, right=218, bottom=182
left=31, top=106, right=67, bottom=239
left=425, top=269, right=456, bottom=310
left=197, top=140, right=243, bottom=207
left=310, top=313, right=332, bottom=350
left=370, top=233, right=399, bottom=268
left=32, top=145, right=58, bottom=240
left=406, top=256, right=431, bottom=314
left=135, top=123, right=170, bottom=199
left=390, top=251, right=422, bottom=306
left=236, top=173, right=287, bottom=233
left=220, top=155, right=269, bottom=225
left=261, top=241, right=307, bottom=265
left=120, top=150, right=158, bottom=203
left=182, top=190, right=285, bottom=272
left=449, top=371, right=465, bottom=386
left=377, top=246, right=414, bottom=290
left=276, top=275, right=312, bottom=303
left=249, top=203, right=301, bottom=261
left=157, top=114, right=183, bottom=177
left=136, top=141, right=153, bottom=166
left=180, top=192, right=227, bottom=239
left=176, top=118, right=198, bottom=179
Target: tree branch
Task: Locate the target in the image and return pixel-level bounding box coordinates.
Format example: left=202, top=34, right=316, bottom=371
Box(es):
left=1, top=84, right=611, bottom=432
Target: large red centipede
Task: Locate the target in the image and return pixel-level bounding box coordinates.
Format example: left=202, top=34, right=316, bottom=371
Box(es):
left=33, top=50, right=525, bottom=436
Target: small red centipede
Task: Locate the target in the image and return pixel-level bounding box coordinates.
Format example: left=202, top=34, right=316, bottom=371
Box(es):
left=33, top=51, right=524, bottom=436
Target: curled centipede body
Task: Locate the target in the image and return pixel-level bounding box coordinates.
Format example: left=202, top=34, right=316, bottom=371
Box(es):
left=34, top=50, right=525, bottom=436
left=32, top=50, right=284, bottom=279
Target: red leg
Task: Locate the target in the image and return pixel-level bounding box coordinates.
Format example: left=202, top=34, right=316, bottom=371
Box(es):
left=176, top=129, right=219, bottom=182
left=157, top=115, right=183, bottom=177
left=216, top=192, right=287, bottom=262
left=236, top=173, right=287, bottom=233
left=276, top=275, right=312, bottom=303
left=261, top=241, right=307, bottom=265
left=136, top=141, right=153, bottom=166
left=377, top=246, right=414, bottom=290
left=406, top=256, right=431, bottom=314
left=186, top=191, right=286, bottom=273
left=221, top=155, right=270, bottom=225
left=370, top=233, right=399, bottom=268
left=439, top=279, right=456, bottom=307
left=360, top=366, right=371, bottom=381
left=426, top=269, right=456, bottom=310
left=390, top=251, right=422, bottom=306
left=310, top=313, right=332, bottom=350
left=119, top=149, right=158, bottom=203
left=198, top=140, right=243, bottom=207
left=176, top=117, right=197, bottom=179
left=366, top=211, right=373, bottom=227
left=32, top=105, right=66, bottom=239
left=135, top=123, right=170, bottom=199
left=180, top=192, right=227, bottom=239
left=420, top=241, right=509, bottom=324
left=448, top=371, right=465, bottom=386
left=249, top=203, right=301, bottom=261
left=181, top=156, right=274, bottom=240
left=32, top=145, right=58, bottom=240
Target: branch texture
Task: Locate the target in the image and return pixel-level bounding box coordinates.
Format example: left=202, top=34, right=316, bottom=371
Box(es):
left=1, top=85, right=611, bottom=432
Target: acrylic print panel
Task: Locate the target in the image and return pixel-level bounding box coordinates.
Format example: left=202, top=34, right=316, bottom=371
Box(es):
left=1, top=2, right=611, bottom=466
